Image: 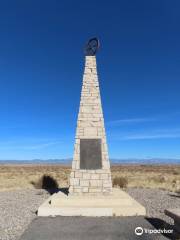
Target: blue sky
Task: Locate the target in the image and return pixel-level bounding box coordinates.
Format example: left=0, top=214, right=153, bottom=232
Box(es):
left=0, top=0, right=180, bottom=160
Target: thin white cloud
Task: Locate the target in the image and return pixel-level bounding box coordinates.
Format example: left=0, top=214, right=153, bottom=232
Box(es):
left=107, top=117, right=155, bottom=126
left=21, top=141, right=62, bottom=150
left=107, top=112, right=180, bottom=127
left=0, top=139, right=62, bottom=150
left=110, top=128, right=180, bottom=141
left=121, top=133, right=180, bottom=140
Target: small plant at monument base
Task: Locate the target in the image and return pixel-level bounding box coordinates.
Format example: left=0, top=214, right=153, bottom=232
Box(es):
left=113, top=176, right=128, bottom=188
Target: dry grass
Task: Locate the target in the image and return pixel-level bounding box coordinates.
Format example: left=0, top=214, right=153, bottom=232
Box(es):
left=0, top=164, right=179, bottom=192
left=111, top=165, right=180, bottom=192
left=0, top=164, right=70, bottom=191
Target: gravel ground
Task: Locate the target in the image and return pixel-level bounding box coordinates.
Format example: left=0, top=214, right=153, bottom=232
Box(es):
left=0, top=188, right=179, bottom=240
left=126, top=188, right=180, bottom=224
left=0, top=189, right=49, bottom=240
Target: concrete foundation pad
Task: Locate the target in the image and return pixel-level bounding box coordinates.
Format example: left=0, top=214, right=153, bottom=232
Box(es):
left=38, top=188, right=146, bottom=217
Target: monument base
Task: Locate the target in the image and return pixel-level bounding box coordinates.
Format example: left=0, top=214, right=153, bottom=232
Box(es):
left=38, top=188, right=146, bottom=217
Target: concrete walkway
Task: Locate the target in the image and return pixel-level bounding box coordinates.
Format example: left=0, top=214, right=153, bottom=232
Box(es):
left=20, top=216, right=171, bottom=240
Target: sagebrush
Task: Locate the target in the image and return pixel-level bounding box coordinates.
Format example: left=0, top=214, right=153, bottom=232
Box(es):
left=113, top=176, right=128, bottom=188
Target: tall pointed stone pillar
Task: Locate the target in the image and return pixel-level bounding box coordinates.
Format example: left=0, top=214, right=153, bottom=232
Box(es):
left=69, top=49, right=112, bottom=195
left=38, top=39, right=146, bottom=217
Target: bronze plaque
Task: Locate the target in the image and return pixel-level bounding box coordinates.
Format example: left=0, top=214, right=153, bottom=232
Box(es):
left=80, top=139, right=102, bottom=169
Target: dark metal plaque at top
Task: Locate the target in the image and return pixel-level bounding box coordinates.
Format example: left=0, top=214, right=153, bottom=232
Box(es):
left=84, top=38, right=100, bottom=56
left=80, top=139, right=102, bottom=170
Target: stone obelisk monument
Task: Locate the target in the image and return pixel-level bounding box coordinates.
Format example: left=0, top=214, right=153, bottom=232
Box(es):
left=38, top=39, right=146, bottom=217
left=69, top=38, right=112, bottom=195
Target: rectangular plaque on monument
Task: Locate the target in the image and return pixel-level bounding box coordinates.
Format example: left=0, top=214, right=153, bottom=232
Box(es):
left=80, top=139, right=102, bottom=170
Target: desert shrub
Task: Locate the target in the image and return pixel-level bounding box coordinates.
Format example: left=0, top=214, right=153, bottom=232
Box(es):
left=158, top=175, right=167, bottom=183
left=113, top=176, right=128, bottom=188
left=172, top=179, right=180, bottom=192
left=31, top=174, right=58, bottom=190
left=172, top=170, right=179, bottom=175
left=176, top=189, right=180, bottom=194
left=150, top=175, right=167, bottom=183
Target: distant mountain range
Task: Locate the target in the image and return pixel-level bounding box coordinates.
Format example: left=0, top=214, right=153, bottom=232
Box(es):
left=0, top=158, right=179, bottom=165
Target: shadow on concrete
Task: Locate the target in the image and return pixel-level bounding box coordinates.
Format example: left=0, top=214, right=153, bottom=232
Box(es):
left=44, top=186, right=69, bottom=196
left=45, top=187, right=69, bottom=195
left=58, top=187, right=69, bottom=195
left=146, top=217, right=180, bottom=240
